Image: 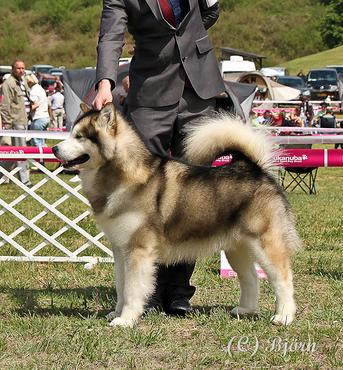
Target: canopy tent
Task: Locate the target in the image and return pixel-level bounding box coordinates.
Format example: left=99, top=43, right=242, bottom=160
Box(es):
left=224, top=71, right=301, bottom=101
left=62, top=65, right=256, bottom=130
left=63, top=64, right=131, bottom=130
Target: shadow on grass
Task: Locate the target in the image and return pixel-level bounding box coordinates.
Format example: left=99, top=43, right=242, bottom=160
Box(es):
left=0, top=285, right=115, bottom=318
left=191, top=305, right=260, bottom=321
left=308, top=268, right=343, bottom=280
left=1, top=284, right=246, bottom=321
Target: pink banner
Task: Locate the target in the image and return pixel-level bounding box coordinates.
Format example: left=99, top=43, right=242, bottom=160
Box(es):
left=0, top=146, right=58, bottom=162
left=0, top=146, right=53, bottom=154
left=252, top=108, right=296, bottom=114
left=214, top=149, right=343, bottom=168
left=328, top=150, right=343, bottom=167
left=274, top=149, right=325, bottom=168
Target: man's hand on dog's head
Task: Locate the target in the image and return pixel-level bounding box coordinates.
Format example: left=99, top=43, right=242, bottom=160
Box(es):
left=93, top=79, right=113, bottom=111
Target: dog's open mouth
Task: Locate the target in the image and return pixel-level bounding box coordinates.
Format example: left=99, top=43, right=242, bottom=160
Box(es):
left=62, top=154, right=90, bottom=168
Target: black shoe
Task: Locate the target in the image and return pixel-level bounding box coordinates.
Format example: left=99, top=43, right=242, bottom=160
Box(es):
left=144, top=295, right=164, bottom=314
left=167, top=297, right=193, bottom=316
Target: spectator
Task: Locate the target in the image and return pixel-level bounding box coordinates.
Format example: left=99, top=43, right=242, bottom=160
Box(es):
left=300, top=94, right=313, bottom=127
left=273, top=111, right=285, bottom=127
left=114, top=75, right=130, bottom=117
left=319, top=108, right=336, bottom=128
left=50, top=83, right=65, bottom=129
left=0, top=59, right=31, bottom=186
left=297, top=69, right=306, bottom=81
left=262, top=110, right=274, bottom=125
left=290, top=107, right=304, bottom=127
left=26, top=74, right=51, bottom=148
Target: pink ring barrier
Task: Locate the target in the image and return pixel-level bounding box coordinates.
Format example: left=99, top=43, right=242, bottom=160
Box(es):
left=1, top=146, right=342, bottom=167
left=213, top=149, right=343, bottom=168
left=0, top=146, right=59, bottom=162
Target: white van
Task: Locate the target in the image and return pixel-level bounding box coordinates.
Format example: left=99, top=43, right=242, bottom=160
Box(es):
left=219, top=56, right=256, bottom=78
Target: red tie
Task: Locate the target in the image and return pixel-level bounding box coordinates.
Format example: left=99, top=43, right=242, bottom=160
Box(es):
left=159, top=0, right=176, bottom=26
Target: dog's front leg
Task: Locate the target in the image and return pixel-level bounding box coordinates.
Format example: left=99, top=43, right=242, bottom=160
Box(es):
left=107, top=247, right=125, bottom=322
left=109, top=246, right=157, bottom=328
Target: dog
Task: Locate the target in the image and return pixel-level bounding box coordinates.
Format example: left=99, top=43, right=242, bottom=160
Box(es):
left=52, top=103, right=301, bottom=327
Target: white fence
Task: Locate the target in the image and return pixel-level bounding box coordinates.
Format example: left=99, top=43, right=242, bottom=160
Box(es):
left=0, top=149, right=113, bottom=264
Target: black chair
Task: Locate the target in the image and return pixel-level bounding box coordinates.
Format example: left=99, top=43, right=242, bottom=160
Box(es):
left=279, top=144, right=318, bottom=195
left=279, top=166, right=318, bottom=194
left=319, top=115, right=336, bottom=128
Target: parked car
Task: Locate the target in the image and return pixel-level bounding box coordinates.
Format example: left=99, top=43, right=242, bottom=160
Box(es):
left=31, top=64, right=54, bottom=77
left=1, top=65, right=33, bottom=79
left=260, top=67, right=288, bottom=77
left=306, top=68, right=343, bottom=101
left=48, top=67, right=64, bottom=81
left=275, top=76, right=308, bottom=95
left=326, top=65, right=343, bottom=81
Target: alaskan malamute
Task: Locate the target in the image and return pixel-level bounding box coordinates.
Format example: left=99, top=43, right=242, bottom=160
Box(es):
left=53, top=103, right=301, bottom=327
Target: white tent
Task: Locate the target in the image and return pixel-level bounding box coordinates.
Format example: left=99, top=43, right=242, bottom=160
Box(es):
left=225, top=71, right=300, bottom=101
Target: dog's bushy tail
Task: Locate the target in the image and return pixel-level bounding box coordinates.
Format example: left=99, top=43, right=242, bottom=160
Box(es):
left=184, top=113, right=276, bottom=171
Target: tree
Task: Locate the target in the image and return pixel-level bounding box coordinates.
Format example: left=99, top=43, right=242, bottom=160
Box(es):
left=320, top=0, right=343, bottom=48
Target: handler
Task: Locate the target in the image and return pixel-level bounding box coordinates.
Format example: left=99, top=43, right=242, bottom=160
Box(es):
left=93, top=0, right=225, bottom=315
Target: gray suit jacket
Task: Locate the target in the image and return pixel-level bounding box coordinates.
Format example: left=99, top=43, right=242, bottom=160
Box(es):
left=96, top=0, right=225, bottom=107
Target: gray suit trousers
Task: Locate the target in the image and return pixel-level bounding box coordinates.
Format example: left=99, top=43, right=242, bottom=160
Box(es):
left=128, top=86, right=216, bottom=157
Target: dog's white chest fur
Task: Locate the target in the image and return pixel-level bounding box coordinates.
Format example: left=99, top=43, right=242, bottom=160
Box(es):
left=96, top=211, right=145, bottom=249
left=81, top=170, right=145, bottom=248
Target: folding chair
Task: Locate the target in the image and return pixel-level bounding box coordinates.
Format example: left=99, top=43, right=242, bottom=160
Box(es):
left=278, top=143, right=318, bottom=195
left=279, top=167, right=318, bottom=195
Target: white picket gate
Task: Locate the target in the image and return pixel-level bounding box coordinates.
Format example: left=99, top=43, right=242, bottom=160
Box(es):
left=0, top=150, right=113, bottom=265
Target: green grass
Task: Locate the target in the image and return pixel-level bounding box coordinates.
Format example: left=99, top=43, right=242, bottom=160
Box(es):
left=0, top=165, right=342, bottom=369
left=281, top=45, right=343, bottom=75
left=0, top=0, right=331, bottom=68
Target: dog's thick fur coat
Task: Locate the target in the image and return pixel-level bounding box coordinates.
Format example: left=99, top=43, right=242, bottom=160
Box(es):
left=53, top=103, right=301, bottom=327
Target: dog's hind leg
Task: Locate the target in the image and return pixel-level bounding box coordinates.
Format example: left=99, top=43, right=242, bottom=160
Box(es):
left=253, top=237, right=296, bottom=326
left=107, top=247, right=125, bottom=321
left=109, top=231, right=158, bottom=328
left=225, top=244, right=259, bottom=318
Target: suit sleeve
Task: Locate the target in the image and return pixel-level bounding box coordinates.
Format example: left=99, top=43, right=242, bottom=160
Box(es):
left=95, top=0, right=128, bottom=90
left=198, top=0, right=219, bottom=30
left=0, top=82, right=13, bottom=126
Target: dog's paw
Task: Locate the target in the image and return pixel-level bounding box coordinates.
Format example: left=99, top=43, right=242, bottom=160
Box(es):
left=271, top=314, right=294, bottom=326
left=109, top=317, right=135, bottom=328
left=106, top=311, right=120, bottom=321
left=230, top=306, right=258, bottom=318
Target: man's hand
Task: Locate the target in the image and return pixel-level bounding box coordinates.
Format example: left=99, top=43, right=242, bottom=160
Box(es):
left=92, top=79, right=113, bottom=110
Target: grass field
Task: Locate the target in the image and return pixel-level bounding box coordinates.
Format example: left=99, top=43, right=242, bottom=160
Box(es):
left=0, top=162, right=342, bottom=369
left=281, top=45, right=343, bottom=75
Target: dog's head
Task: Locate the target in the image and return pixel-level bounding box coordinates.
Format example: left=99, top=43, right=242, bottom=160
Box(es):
left=52, top=103, right=119, bottom=170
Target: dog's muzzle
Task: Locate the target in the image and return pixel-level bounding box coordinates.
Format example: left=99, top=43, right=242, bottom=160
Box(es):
left=52, top=146, right=90, bottom=168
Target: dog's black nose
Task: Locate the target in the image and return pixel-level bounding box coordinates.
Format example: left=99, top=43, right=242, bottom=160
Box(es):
left=52, top=146, right=59, bottom=155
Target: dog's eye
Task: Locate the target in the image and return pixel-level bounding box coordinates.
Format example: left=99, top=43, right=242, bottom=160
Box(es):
left=75, top=133, right=83, bottom=139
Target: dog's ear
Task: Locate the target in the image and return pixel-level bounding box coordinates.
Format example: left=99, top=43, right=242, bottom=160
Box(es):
left=80, top=102, right=92, bottom=113
left=98, top=102, right=116, bottom=128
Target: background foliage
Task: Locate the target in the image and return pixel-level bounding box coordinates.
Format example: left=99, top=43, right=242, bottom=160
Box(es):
left=0, top=0, right=341, bottom=68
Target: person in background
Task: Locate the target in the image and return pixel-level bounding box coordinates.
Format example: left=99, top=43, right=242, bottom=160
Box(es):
left=297, top=69, right=306, bottom=81
left=50, top=83, right=65, bottom=129
left=26, top=74, right=51, bottom=148
left=93, top=0, right=225, bottom=315
left=0, top=59, right=31, bottom=186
